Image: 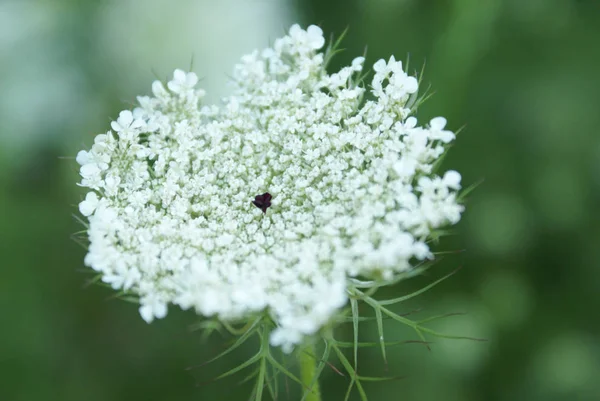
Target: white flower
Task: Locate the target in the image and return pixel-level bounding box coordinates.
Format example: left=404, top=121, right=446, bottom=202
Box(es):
left=167, top=69, right=199, bottom=94
left=289, top=24, right=325, bottom=51
left=76, top=150, right=91, bottom=165
left=443, top=170, right=462, bottom=190
left=110, top=110, right=145, bottom=141
left=76, top=24, right=465, bottom=352
left=429, top=117, right=455, bottom=143
left=152, top=80, right=169, bottom=99
left=79, top=163, right=102, bottom=179
left=139, top=296, right=168, bottom=323
left=351, top=56, right=365, bottom=71
left=79, top=192, right=99, bottom=216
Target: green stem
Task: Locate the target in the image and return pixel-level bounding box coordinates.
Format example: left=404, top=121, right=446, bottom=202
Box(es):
left=298, top=343, right=322, bottom=401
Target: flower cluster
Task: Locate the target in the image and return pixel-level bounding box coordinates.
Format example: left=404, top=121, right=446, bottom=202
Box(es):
left=77, top=24, right=464, bottom=352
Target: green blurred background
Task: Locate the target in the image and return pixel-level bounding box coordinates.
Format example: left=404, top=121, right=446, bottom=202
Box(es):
left=1, top=0, right=599, bottom=400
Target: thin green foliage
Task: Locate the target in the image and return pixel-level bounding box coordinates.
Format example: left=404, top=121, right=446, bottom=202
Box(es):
left=332, top=343, right=368, bottom=401
left=188, top=316, right=263, bottom=370
left=457, top=179, right=484, bottom=204
left=186, top=264, right=478, bottom=401
left=350, top=297, right=360, bottom=372
left=377, top=267, right=460, bottom=306
left=334, top=339, right=431, bottom=349
left=374, top=306, right=387, bottom=365
left=323, top=27, right=349, bottom=70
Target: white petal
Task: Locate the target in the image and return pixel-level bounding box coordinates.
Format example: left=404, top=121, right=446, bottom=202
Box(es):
left=79, top=192, right=99, bottom=216
left=307, top=25, right=324, bottom=49
left=418, top=176, right=432, bottom=189
left=172, top=69, right=186, bottom=83
left=80, top=163, right=100, bottom=178
left=439, top=130, right=455, bottom=143
left=430, top=117, right=447, bottom=130
left=404, top=117, right=418, bottom=128
left=185, top=72, right=198, bottom=87
left=413, top=241, right=431, bottom=260
left=167, top=81, right=180, bottom=93
left=373, top=59, right=387, bottom=73
left=79, top=201, right=95, bottom=216
left=351, top=57, right=365, bottom=71
left=153, top=302, right=168, bottom=319
left=94, top=133, right=108, bottom=145
left=118, top=110, right=133, bottom=126
left=76, top=150, right=90, bottom=166
left=86, top=191, right=98, bottom=203
left=139, top=304, right=154, bottom=323
left=131, top=119, right=145, bottom=129
left=405, top=76, right=418, bottom=93
left=132, top=107, right=145, bottom=119
left=289, top=24, right=302, bottom=37
left=307, top=24, right=322, bottom=37
left=443, top=170, right=462, bottom=189
left=110, top=121, right=122, bottom=132
left=152, top=81, right=168, bottom=98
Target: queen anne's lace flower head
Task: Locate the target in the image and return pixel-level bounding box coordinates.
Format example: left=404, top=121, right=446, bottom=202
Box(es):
left=77, top=24, right=464, bottom=352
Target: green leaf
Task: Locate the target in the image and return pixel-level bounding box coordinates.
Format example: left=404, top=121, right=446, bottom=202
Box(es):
left=347, top=260, right=438, bottom=290
left=343, top=377, right=355, bottom=401
left=213, top=352, right=262, bottom=381
left=186, top=317, right=262, bottom=370
left=267, top=354, right=306, bottom=390
left=413, top=327, right=430, bottom=351
left=350, top=297, right=359, bottom=371
left=416, top=312, right=466, bottom=325
left=222, top=319, right=261, bottom=336
left=357, top=375, right=405, bottom=382
left=334, top=339, right=430, bottom=348
left=428, top=229, right=458, bottom=243
left=189, top=318, right=223, bottom=337
left=323, top=26, right=349, bottom=68
left=71, top=235, right=90, bottom=250
left=237, top=368, right=258, bottom=386
left=333, top=344, right=368, bottom=401
left=189, top=320, right=218, bottom=332
left=72, top=213, right=89, bottom=229
left=374, top=307, right=387, bottom=365
left=377, top=267, right=460, bottom=306
left=117, top=295, right=139, bottom=304
left=432, top=249, right=466, bottom=256
left=360, top=293, right=419, bottom=334
left=417, top=327, right=488, bottom=342
left=340, top=315, right=386, bottom=323
left=430, top=144, right=452, bottom=174
left=81, top=274, right=102, bottom=288
left=457, top=179, right=484, bottom=203
left=265, top=363, right=279, bottom=401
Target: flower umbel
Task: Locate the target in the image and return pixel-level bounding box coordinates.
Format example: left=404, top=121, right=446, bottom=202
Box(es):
left=76, top=24, right=465, bottom=354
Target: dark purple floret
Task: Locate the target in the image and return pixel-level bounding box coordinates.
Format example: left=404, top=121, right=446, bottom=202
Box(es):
left=252, top=192, right=272, bottom=214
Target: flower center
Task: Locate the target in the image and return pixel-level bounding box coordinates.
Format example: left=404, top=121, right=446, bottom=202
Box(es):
left=252, top=192, right=272, bottom=214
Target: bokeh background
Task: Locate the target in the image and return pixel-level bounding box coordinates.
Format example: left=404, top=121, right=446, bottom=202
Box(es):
left=1, top=0, right=599, bottom=400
